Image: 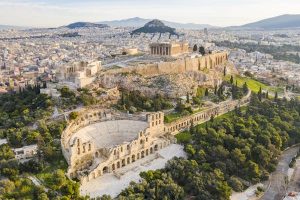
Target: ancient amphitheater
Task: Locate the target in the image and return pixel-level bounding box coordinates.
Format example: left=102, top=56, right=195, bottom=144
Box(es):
left=61, top=110, right=174, bottom=184
left=61, top=91, right=251, bottom=184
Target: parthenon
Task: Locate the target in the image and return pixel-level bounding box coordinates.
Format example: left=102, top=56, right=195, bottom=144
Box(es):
left=150, top=42, right=189, bottom=56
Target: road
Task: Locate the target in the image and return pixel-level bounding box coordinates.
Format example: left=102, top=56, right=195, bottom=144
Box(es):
left=261, top=145, right=300, bottom=200
left=288, top=158, right=300, bottom=193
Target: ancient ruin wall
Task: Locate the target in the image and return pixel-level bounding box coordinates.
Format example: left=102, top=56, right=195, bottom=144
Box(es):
left=106, top=52, right=228, bottom=77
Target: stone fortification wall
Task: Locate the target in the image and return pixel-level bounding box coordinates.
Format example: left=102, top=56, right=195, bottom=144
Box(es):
left=166, top=90, right=252, bottom=135
left=107, top=52, right=228, bottom=77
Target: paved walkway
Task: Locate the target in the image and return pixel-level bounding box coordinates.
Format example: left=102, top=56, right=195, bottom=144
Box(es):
left=261, top=145, right=300, bottom=200
left=29, top=176, right=49, bottom=192
left=80, top=144, right=186, bottom=198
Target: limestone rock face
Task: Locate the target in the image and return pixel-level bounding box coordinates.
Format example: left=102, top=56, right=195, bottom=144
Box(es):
left=98, top=61, right=237, bottom=98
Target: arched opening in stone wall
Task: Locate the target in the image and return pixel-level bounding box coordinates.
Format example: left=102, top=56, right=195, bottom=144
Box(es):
left=117, top=161, right=120, bottom=168
left=146, top=149, right=149, bottom=156
left=122, top=159, right=126, bottom=167
left=150, top=147, right=153, bottom=154
left=103, top=166, right=108, bottom=174
left=137, top=153, right=140, bottom=159
left=132, top=155, right=136, bottom=162
left=95, top=152, right=99, bottom=158
left=154, top=145, right=158, bottom=151
left=141, top=151, right=145, bottom=158
left=127, top=157, right=130, bottom=164
left=112, top=164, right=115, bottom=171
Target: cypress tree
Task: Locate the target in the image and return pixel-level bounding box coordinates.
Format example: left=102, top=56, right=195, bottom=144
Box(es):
left=258, top=86, right=262, bottom=101
left=275, top=91, right=278, bottom=101
left=205, top=88, right=209, bottom=96
left=243, top=82, right=248, bottom=94
left=230, top=75, right=234, bottom=84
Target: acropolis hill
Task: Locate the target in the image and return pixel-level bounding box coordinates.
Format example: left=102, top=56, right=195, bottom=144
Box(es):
left=59, top=43, right=246, bottom=189
left=45, top=38, right=246, bottom=198
left=96, top=50, right=235, bottom=99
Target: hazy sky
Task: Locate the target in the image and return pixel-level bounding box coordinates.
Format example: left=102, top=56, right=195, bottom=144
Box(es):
left=0, top=0, right=300, bottom=27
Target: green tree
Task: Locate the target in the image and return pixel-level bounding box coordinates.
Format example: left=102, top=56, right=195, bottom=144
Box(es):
left=230, top=76, right=234, bottom=85
left=205, top=88, right=209, bottom=96
left=274, top=92, right=278, bottom=101
left=258, top=86, right=262, bottom=101
left=193, top=44, right=198, bottom=52
left=243, top=82, right=248, bottom=94
left=228, top=176, right=243, bottom=192
left=0, top=144, right=15, bottom=160
left=199, top=46, right=206, bottom=55
left=69, top=112, right=79, bottom=120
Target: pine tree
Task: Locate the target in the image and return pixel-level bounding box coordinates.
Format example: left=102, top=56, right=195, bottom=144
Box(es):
left=186, top=92, right=190, bottom=103
left=230, top=75, right=234, bottom=84
left=266, top=91, right=269, bottom=99
left=223, top=66, right=227, bottom=76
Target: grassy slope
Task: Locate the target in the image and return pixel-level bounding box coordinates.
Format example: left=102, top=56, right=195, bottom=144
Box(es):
left=226, top=75, right=283, bottom=94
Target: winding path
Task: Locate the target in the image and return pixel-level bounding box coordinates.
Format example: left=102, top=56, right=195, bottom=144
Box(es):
left=261, top=145, right=300, bottom=200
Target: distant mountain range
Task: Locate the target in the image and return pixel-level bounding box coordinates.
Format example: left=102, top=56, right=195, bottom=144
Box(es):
left=131, top=19, right=178, bottom=36
left=64, top=22, right=109, bottom=29
left=98, top=17, right=215, bottom=29
left=0, top=25, right=28, bottom=30
left=239, top=14, right=300, bottom=29
left=1, top=14, right=300, bottom=31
